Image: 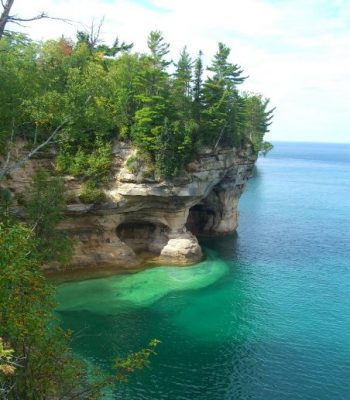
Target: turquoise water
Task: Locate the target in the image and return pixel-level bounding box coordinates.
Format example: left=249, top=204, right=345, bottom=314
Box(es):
left=57, top=142, right=350, bottom=399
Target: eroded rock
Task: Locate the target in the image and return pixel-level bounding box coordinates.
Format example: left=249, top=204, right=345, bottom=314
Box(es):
left=4, top=142, right=256, bottom=273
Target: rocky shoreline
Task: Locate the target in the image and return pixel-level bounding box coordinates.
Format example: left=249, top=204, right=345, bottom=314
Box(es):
left=6, top=141, right=256, bottom=275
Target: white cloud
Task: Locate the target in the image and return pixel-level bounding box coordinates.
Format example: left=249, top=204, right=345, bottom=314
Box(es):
left=6, top=0, right=350, bottom=143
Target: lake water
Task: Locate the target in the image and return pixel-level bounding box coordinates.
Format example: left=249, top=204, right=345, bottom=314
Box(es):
left=57, top=142, right=350, bottom=399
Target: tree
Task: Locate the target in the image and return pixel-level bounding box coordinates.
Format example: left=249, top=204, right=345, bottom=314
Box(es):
left=0, top=223, right=80, bottom=399
left=173, top=46, right=193, bottom=119
left=0, top=222, right=160, bottom=399
left=1, top=30, right=273, bottom=182
left=0, top=0, right=14, bottom=39
left=108, top=53, right=141, bottom=138
left=0, top=34, right=69, bottom=181
left=0, top=35, right=112, bottom=183
left=201, top=42, right=247, bottom=146
left=0, top=0, right=67, bottom=40
left=192, top=50, right=204, bottom=125
left=76, top=18, right=133, bottom=56
left=0, top=4, right=77, bottom=183
left=0, top=337, right=17, bottom=398
left=24, top=171, right=72, bottom=264
left=147, top=30, right=170, bottom=69
left=131, top=32, right=171, bottom=160
left=207, top=42, right=246, bottom=87
left=240, top=93, right=274, bottom=154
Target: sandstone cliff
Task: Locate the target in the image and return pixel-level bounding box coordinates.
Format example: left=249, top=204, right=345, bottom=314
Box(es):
left=5, top=142, right=256, bottom=273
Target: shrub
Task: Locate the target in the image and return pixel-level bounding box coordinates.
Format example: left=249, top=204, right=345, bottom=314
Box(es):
left=79, top=181, right=106, bottom=203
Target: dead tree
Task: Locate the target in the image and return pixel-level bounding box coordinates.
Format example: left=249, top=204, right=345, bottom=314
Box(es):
left=0, top=0, right=69, bottom=39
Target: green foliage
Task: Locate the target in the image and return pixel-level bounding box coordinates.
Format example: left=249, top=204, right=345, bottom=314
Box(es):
left=56, top=140, right=112, bottom=181
left=0, top=187, right=14, bottom=224
left=125, top=154, right=140, bottom=174
left=0, top=223, right=90, bottom=399
left=0, top=30, right=273, bottom=181
left=0, top=28, right=274, bottom=398
left=155, top=118, right=195, bottom=177
left=24, top=171, right=72, bottom=264
left=193, top=50, right=204, bottom=125
left=108, top=53, right=141, bottom=138
left=147, top=31, right=170, bottom=68
left=76, top=29, right=133, bottom=56
left=115, top=339, right=160, bottom=382
left=259, top=141, right=274, bottom=156
left=0, top=33, right=39, bottom=150
left=0, top=223, right=160, bottom=398
left=0, top=338, right=15, bottom=377
left=200, top=42, right=247, bottom=146
left=238, top=93, right=275, bottom=154
left=79, top=181, right=106, bottom=204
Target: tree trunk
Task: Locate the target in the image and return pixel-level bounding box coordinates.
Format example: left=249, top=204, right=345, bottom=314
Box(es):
left=0, top=0, right=15, bottom=39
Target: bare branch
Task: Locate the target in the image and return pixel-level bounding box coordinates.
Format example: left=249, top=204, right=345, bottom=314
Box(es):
left=0, top=96, right=91, bottom=181
left=78, top=17, right=105, bottom=50
left=95, top=16, right=104, bottom=46
left=8, top=12, right=47, bottom=22
left=0, top=119, right=68, bottom=181
left=5, top=19, right=26, bottom=27
left=33, top=124, right=38, bottom=146
left=213, top=123, right=228, bottom=154
left=9, top=14, right=73, bottom=26
left=0, top=0, right=74, bottom=39
left=1, top=119, right=15, bottom=178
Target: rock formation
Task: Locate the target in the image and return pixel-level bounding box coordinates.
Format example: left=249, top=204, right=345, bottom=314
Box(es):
left=4, top=142, right=257, bottom=272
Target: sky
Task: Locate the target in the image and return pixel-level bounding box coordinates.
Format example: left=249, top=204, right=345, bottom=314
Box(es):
left=7, top=0, right=350, bottom=143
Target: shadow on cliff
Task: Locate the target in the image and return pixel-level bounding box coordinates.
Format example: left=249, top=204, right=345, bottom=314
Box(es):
left=199, top=232, right=239, bottom=263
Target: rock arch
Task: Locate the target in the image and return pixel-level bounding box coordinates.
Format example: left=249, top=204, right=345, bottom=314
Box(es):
left=116, top=220, right=170, bottom=256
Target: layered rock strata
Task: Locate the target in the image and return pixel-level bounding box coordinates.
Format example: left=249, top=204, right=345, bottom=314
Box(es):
left=5, top=142, right=256, bottom=272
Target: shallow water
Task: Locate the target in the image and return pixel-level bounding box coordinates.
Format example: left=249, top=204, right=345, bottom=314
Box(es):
left=56, top=250, right=229, bottom=312
left=57, top=142, right=350, bottom=399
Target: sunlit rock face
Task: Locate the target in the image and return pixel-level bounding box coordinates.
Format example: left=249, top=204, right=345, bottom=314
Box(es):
left=55, top=142, right=256, bottom=272
left=5, top=141, right=256, bottom=272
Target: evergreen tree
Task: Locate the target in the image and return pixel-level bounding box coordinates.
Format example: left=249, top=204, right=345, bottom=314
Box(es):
left=208, top=42, right=246, bottom=87
left=0, top=31, right=274, bottom=182
left=192, top=50, right=204, bottom=126
left=201, top=42, right=247, bottom=146
left=173, top=46, right=193, bottom=119
left=147, top=30, right=171, bottom=69
left=240, top=93, right=274, bottom=154
left=131, top=32, right=171, bottom=159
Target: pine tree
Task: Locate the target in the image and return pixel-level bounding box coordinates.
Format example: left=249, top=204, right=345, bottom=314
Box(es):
left=201, top=43, right=247, bottom=146
left=131, top=32, right=171, bottom=159
left=192, top=50, right=204, bottom=126
left=240, top=93, right=274, bottom=153
left=208, top=42, right=246, bottom=87
left=173, top=46, right=193, bottom=120
left=147, top=30, right=171, bottom=69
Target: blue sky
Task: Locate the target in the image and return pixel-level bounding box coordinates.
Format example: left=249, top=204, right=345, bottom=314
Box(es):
left=9, top=0, right=350, bottom=143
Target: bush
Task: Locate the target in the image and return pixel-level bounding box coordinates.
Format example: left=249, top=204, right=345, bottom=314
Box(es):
left=125, top=154, right=140, bottom=174
left=56, top=141, right=112, bottom=178
left=79, top=181, right=106, bottom=203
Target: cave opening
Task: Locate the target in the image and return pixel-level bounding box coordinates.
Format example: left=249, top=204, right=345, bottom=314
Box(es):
left=186, top=185, right=223, bottom=236
left=186, top=203, right=216, bottom=236
left=116, top=221, right=170, bottom=256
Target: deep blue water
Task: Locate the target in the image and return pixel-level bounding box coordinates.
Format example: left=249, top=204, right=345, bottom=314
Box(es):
left=57, top=142, right=350, bottom=399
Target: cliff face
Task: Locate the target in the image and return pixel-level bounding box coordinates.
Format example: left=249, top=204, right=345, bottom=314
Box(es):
left=57, top=143, right=256, bottom=272
left=5, top=142, right=256, bottom=272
